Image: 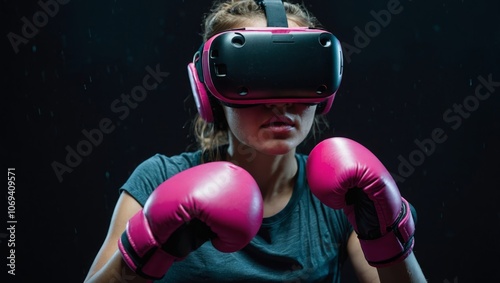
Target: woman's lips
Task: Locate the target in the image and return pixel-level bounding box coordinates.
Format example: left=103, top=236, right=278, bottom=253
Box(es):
left=261, top=116, right=295, bottom=133
left=262, top=115, right=294, bottom=126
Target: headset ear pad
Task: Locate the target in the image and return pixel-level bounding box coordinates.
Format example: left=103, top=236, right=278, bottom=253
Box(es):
left=187, top=61, right=214, bottom=123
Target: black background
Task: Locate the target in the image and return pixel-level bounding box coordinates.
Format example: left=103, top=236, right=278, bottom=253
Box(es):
left=2, top=0, right=499, bottom=282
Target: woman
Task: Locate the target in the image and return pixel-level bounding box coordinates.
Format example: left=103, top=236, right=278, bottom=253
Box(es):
left=84, top=1, right=426, bottom=282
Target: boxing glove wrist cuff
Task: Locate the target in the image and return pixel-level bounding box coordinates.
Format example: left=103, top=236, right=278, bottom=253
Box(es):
left=359, top=198, right=415, bottom=267
left=118, top=212, right=175, bottom=280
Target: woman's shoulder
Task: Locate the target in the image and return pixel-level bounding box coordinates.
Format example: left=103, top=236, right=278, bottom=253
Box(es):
left=149, top=150, right=203, bottom=168
left=135, top=150, right=202, bottom=179
left=120, top=150, right=203, bottom=205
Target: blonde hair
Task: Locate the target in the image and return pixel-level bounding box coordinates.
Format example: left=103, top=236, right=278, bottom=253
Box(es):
left=192, top=0, right=328, bottom=162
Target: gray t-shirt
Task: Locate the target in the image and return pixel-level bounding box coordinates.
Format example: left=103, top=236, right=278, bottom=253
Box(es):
left=121, top=151, right=353, bottom=282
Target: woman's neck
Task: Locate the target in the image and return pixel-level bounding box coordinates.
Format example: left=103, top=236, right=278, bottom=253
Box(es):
left=225, top=142, right=298, bottom=217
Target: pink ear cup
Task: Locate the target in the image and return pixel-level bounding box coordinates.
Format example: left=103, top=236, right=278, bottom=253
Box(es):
left=187, top=63, right=214, bottom=122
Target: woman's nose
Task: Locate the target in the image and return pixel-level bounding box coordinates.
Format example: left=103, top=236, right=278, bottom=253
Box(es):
left=264, top=102, right=292, bottom=110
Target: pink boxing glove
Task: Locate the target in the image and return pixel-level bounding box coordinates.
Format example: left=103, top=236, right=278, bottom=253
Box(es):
left=118, top=161, right=263, bottom=280
left=306, top=137, right=415, bottom=267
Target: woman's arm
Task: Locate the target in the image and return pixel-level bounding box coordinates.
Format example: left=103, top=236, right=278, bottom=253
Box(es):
left=376, top=251, right=426, bottom=283
left=84, top=162, right=263, bottom=282
left=347, top=231, right=380, bottom=283
left=84, top=191, right=149, bottom=283
left=347, top=231, right=427, bottom=283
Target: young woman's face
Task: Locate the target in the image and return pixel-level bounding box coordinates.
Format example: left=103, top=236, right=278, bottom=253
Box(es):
left=223, top=103, right=317, bottom=155
left=222, top=18, right=318, bottom=156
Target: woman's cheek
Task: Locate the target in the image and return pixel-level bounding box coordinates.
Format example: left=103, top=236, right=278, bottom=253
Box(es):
left=223, top=107, right=258, bottom=142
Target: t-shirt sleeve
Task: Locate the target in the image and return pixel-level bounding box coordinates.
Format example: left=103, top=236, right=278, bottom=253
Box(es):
left=340, top=211, right=354, bottom=242
left=119, top=151, right=202, bottom=206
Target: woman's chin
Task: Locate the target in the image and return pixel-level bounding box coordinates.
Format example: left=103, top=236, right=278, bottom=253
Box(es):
left=257, top=140, right=298, bottom=156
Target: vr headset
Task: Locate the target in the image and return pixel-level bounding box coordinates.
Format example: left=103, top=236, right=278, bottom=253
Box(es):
left=187, top=0, right=343, bottom=122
